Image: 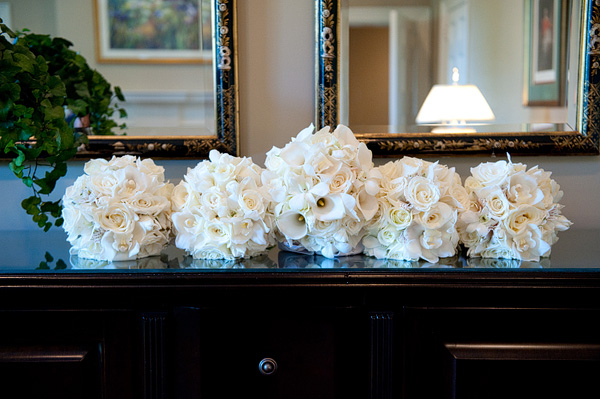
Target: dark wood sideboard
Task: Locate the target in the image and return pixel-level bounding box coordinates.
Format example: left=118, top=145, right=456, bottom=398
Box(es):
left=1, top=228, right=600, bottom=399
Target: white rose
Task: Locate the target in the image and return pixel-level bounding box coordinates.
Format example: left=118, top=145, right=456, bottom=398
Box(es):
left=470, top=160, right=509, bottom=187
left=383, top=176, right=408, bottom=204
left=237, top=162, right=263, bottom=184
left=432, top=164, right=458, bottom=188
left=343, top=217, right=363, bottom=237
left=399, top=157, right=424, bottom=177
left=459, top=229, right=486, bottom=249
left=191, top=245, right=231, bottom=260
left=420, top=228, right=443, bottom=250
left=239, top=189, right=266, bottom=218
left=417, top=202, right=455, bottom=230
left=136, top=158, right=165, bottom=179
left=423, top=228, right=458, bottom=262
left=511, top=225, right=550, bottom=261
left=205, top=220, right=232, bottom=245
left=378, top=161, right=401, bottom=181
left=265, top=153, right=287, bottom=175
left=477, top=186, right=510, bottom=221
left=480, top=245, right=517, bottom=259
left=332, top=124, right=361, bottom=148
left=89, top=173, right=120, bottom=196
left=201, top=187, right=228, bottom=216
left=503, top=204, right=546, bottom=236
left=114, top=166, right=157, bottom=197
left=171, top=182, right=191, bottom=212
left=108, top=228, right=144, bottom=259
left=311, top=219, right=340, bottom=238
left=62, top=204, right=93, bottom=242
left=83, top=158, right=109, bottom=176
left=126, top=193, right=170, bottom=216
left=186, top=163, right=216, bottom=192
left=441, top=184, right=471, bottom=211
left=386, top=237, right=419, bottom=261
left=377, top=225, right=399, bottom=247
left=212, top=161, right=237, bottom=186
left=305, top=150, right=338, bottom=177
left=405, top=176, right=440, bottom=211
left=385, top=206, right=413, bottom=230
left=108, top=155, right=136, bottom=169
left=509, top=161, right=528, bottom=174
left=463, top=176, right=483, bottom=194
left=327, top=166, right=354, bottom=193
left=64, top=175, right=94, bottom=204
left=96, top=203, right=138, bottom=234
left=506, top=172, right=544, bottom=206
left=231, top=218, right=255, bottom=245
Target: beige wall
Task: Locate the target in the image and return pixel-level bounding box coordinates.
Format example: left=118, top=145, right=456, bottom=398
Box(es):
left=0, top=0, right=599, bottom=232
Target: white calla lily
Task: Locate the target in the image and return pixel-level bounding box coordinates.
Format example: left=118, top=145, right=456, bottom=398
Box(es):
left=277, top=211, right=308, bottom=240
left=312, top=195, right=346, bottom=221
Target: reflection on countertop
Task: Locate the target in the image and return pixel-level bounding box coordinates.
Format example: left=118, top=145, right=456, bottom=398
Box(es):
left=0, top=228, right=598, bottom=272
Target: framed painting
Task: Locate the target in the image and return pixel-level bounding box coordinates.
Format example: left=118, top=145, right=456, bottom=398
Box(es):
left=524, top=0, right=567, bottom=106
left=94, top=0, right=213, bottom=64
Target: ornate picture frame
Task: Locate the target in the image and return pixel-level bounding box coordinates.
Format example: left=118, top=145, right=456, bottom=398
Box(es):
left=315, top=0, right=600, bottom=156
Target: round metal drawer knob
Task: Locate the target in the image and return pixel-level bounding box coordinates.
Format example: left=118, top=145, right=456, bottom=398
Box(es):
left=259, top=358, right=278, bottom=375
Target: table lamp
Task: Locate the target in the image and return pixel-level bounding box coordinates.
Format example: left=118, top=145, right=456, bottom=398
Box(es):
left=416, top=68, right=495, bottom=133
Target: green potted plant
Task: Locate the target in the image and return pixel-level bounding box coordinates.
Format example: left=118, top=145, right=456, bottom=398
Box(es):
left=17, top=29, right=127, bottom=136
left=0, top=20, right=126, bottom=230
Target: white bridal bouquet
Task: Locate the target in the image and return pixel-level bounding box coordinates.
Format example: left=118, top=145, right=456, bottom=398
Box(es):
left=171, top=150, right=275, bottom=260
left=62, top=156, right=174, bottom=261
left=457, top=156, right=572, bottom=261
left=264, top=124, right=381, bottom=258
left=362, top=157, right=466, bottom=263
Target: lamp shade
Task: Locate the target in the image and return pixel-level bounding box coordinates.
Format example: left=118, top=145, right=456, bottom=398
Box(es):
left=415, top=84, right=495, bottom=125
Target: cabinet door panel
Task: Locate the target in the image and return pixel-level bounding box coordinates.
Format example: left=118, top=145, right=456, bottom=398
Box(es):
left=172, top=307, right=368, bottom=399
left=404, top=308, right=600, bottom=399
left=0, top=344, right=101, bottom=399
left=0, top=311, right=138, bottom=399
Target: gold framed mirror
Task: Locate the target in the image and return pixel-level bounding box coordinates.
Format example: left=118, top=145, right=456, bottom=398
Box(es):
left=2, top=0, right=238, bottom=158
left=316, top=0, right=600, bottom=156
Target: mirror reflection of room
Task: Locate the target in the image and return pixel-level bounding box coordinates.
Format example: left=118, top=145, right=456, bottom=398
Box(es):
left=2, top=0, right=216, bottom=137
left=343, top=0, right=573, bottom=134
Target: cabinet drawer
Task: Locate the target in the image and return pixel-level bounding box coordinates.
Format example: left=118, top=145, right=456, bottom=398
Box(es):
left=172, top=306, right=368, bottom=399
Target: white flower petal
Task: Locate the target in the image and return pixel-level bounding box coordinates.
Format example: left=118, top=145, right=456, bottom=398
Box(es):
left=313, top=195, right=346, bottom=221
left=277, top=211, right=308, bottom=240
left=358, top=191, right=379, bottom=221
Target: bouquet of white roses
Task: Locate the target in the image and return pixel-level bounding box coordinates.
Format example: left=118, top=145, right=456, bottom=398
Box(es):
left=264, top=124, right=381, bottom=258
left=62, top=155, right=174, bottom=261
left=171, top=150, right=275, bottom=260
left=362, top=157, right=466, bottom=263
left=457, top=156, right=571, bottom=261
